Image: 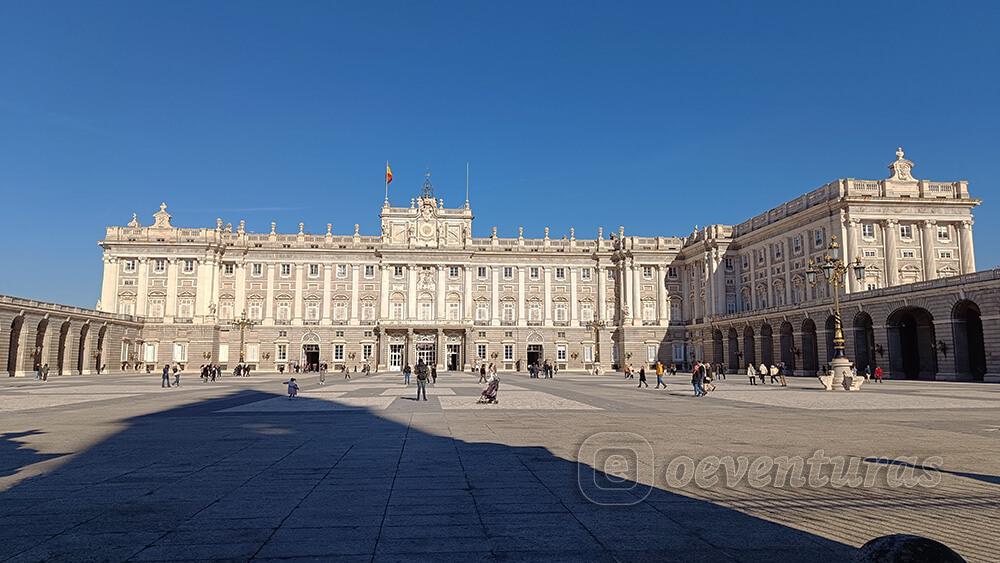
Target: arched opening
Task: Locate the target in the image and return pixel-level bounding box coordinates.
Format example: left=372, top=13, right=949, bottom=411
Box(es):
left=886, top=307, right=937, bottom=380
left=7, top=315, right=25, bottom=376
left=779, top=321, right=796, bottom=372
left=727, top=327, right=739, bottom=371
left=712, top=329, right=724, bottom=366
left=77, top=323, right=90, bottom=374
left=760, top=323, right=774, bottom=367
left=742, top=325, right=756, bottom=368
left=95, top=325, right=108, bottom=374
left=824, top=315, right=837, bottom=365
left=801, top=319, right=818, bottom=376
left=952, top=300, right=986, bottom=381
left=33, top=318, right=49, bottom=372
left=852, top=312, right=876, bottom=375
left=57, top=320, right=71, bottom=375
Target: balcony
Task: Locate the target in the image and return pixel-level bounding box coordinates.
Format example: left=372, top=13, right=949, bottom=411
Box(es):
left=501, top=320, right=516, bottom=326
left=275, top=320, right=291, bottom=325
left=303, top=320, right=320, bottom=326
left=526, top=320, right=543, bottom=326
left=474, top=320, right=490, bottom=326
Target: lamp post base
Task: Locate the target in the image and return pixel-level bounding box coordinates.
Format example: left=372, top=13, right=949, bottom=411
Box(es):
left=818, top=356, right=864, bottom=391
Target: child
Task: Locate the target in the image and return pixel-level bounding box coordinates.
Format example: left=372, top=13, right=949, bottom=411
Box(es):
left=284, top=378, right=299, bottom=399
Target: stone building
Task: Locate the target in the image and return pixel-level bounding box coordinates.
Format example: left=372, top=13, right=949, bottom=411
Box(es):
left=75, top=148, right=995, bottom=380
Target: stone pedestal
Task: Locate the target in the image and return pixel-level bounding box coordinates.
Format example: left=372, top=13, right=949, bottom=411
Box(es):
left=818, top=356, right=863, bottom=391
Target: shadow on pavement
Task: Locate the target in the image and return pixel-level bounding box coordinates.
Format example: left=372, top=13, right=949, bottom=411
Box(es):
left=0, top=390, right=856, bottom=562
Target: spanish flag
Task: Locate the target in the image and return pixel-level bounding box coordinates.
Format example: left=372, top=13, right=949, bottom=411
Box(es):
left=385, top=162, right=393, bottom=185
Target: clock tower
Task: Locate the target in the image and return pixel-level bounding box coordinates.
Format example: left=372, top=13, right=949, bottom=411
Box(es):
left=379, top=172, right=473, bottom=249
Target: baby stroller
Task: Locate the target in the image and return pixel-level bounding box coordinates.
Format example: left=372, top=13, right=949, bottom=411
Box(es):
left=478, top=376, right=499, bottom=404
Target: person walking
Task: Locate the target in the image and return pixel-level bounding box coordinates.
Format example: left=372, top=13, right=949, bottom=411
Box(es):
left=864, top=365, right=872, bottom=381
left=758, top=362, right=768, bottom=385
left=479, top=363, right=488, bottom=384
left=41, top=363, right=49, bottom=382
left=778, top=363, right=788, bottom=387
left=343, top=365, right=351, bottom=380
left=172, top=364, right=181, bottom=387
left=430, top=365, right=437, bottom=385
left=403, top=364, right=412, bottom=386
left=746, top=363, right=758, bottom=385
left=414, top=359, right=429, bottom=401
left=318, top=368, right=327, bottom=385
left=769, top=364, right=779, bottom=384
left=161, top=364, right=172, bottom=388
left=655, top=361, right=666, bottom=389
left=637, top=366, right=649, bottom=388
left=692, top=361, right=706, bottom=397
left=874, top=365, right=884, bottom=383
left=283, top=377, right=299, bottom=399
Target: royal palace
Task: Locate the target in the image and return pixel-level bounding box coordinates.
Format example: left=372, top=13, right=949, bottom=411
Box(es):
left=3, top=148, right=998, bottom=381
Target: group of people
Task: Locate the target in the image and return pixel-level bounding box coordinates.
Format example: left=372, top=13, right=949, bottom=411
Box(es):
left=34, top=363, right=50, bottom=381
left=402, top=361, right=437, bottom=388
left=160, top=363, right=183, bottom=387
left=745, top=362, right=788, bottom=386
left=233, top=363, right=253, bottom=377
left=528, top=359, right=556, bottom=378
left=199, top=364, right=222, bottom=382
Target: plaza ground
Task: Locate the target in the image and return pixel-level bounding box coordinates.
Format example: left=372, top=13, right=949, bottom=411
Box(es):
left=1, top=370, right=998, bottom=562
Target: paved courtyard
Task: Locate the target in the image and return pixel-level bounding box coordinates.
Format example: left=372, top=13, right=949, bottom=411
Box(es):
left=1, top=371, right=998, bottom=562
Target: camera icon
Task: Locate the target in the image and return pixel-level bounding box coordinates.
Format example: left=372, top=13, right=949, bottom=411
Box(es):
left=578, top=432, right=654, bottom=506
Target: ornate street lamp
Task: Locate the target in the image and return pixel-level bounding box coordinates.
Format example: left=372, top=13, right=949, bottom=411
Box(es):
left=806, top=235, right=866, bottom=389
left=231, top=311, right=257, bottom=363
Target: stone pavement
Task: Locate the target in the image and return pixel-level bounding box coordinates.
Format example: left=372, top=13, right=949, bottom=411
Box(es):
left=1, top=371, right=999, bottom=562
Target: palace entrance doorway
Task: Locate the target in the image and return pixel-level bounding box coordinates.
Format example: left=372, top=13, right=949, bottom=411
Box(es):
left=388, top=344, right=404, bottom=371
left=303, top=344, right=320, bottom=371
left=527, top=344, right=543, bottom=367
left=447, top=344, right=460, bottom=371
left=415, top=334, right=436, bottom=367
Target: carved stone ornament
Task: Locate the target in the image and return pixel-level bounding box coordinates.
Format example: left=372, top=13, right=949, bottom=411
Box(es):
left=151, top=203, right=173, bottom=228
left=888, top=147, right=917, bottom=181
left=127, top=213, right=141, bottom=228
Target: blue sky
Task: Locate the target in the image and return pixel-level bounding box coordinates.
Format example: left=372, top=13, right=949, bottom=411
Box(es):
left=1, top=1, right=998, bottom=307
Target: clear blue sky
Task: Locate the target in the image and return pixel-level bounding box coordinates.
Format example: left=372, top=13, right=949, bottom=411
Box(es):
left=1, top=1, right=997, bottom=307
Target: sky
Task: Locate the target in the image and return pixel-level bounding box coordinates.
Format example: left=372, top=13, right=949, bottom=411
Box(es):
left=1, top=1, right=998, bottom=307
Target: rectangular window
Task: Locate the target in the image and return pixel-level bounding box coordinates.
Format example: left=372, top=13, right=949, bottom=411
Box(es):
left=741, top=255, right=750, bottom=270
left=863, top=249, right=877, bottom=257
left=308, top=264, right=320, bottom=278
left=557, top=345, right=567, bottom=361
left=792, top=237, right=802, bottom=252
left=245, top=343, right=260, bottom=362
left=143, top=342, right=157, bottom=363
left=937, top=225, right=950, bottom=241
left=222, top=263, right=235, bottom=276
left=123, top=259, right=136, bottom=273
left=862, top=223, right=875, bottom=239
left=477, top=344, right=487, bottom=360
left=477, top=266, right=488, bottom=279
left=642, top=266, right=653, bottom=279
left=529, top=267, right=540, bottom=280
left=503, top=344, right=513, bottom=361
left=280, top=263, right=292, bottom=277
left=502, top=302, right=515, bottom=322
left=154, top=259, right=166, bottom=273
left=672, top=343, right=685, bottom=362
left=392, top=302, right=404, bottom=320
left=334, top=344, right=345, bottom=361
left=554, top=303, right=567, bottom=322
left=276, top=343, right=288, bottom=361
left=364, top=264, right=375, bottom=278
left=867, top=282, right=878, bottom=291
left=580, top=267, right=592, bottom=281
left=362, top=302, right=375, bottom=321
left=217, top=343, right=229, bottom=363
left=814, top=230, right=824, bottom=248
left=503, top=267, right=513, bottom=280
left=724, top=258, right=734, bottom=271
left=251, top=263, right=263, bottom=277
left=449, top=266, right=460, bottom=278
left=394, top=265, right=404, bottom=277
left=363, top=343, right=373, bottom=360
left=901, top=250, right=916, bottom=259
left=774, top=244, right=783, bottom=259
left=447, top=302, right=460, bottom=320
left=476, top=302, right=489, bottom=321
left=555, top=267, right=566, bottom=280
left=667, top=267, right=678, bottom=278
left=336, top=264, right=347, bottom=279
left=938, top=250, right=953, bottom=259
left=183, top=259, right=195, bottom=273
left=643, top=301, right=656, bottom=321
left=900, top=225, right=913, bottom=239
left=581, top=304, right=594, bottom=322
left=583, top=345, right=593, bottom=363
left=172, top=342, right=188, bottom=362
left=646, top=345, right=657, bottom=364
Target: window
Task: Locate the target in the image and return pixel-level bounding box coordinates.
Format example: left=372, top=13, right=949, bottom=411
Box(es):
left=248, top=301, right=262, bottom=320
left=334, top=344, right=345, bottom=361
left=741, top=255, right=750, bottom=270
left=117, top=300, right=134, bottom=315
left=280, top=263, right=292, bottom=277
left=143, top=342, right=157, bottom=363
left=901, top=250, right=916, bottom=259
left=394, top=265, right=404, bottom=278
left=308, top=264, right=320, bottom=278
left=245, top=343, right=260, bottom=362
left=476, top=302, right=489, bottom=321
left=504, top=331, right=513, bottom=337
left=607, top=269, right=615, bottom=280
left=583, top=345, right=593, bottom=363
left=305, top=303, right=319, bottom=321
left=580, top=267, right=592, bottom=281
left=937, top=225, right=950, bottom=241
left=529, top=267, right=540, bottom=280
left=557, top=345, right=567, bottom=361
left=672, top=343, right=685, bottom=362
left=477, top=344, right=487, bottom=360
left=177, top=297, right=193, bottom=319
left=335, top=330, right=344, bottom=337
left=276, top=344, right=288, bottom=361
left=793, top=236, right=802, bottom=253
left=642, top=301, right=656, bottom=321
left=183, top=259, right=195, bottom=273
left=478, top=331, right=486, bottom=337
left=646, top=345, right=657, bottom=364
left=668, top=267, right=678, bottom=278
left=392, top=302, right=404, bottom=320
left=251, top=263, right=263, bottom=277
left=449, top=266, right=460, bottom=278
left=172, top=342, right=188, bottom=362
left=581, top=303, right=594, bottom=322
left=554, top=303, right=567, bottom=322
left=447, top=302, right=460, bottom=320
left=670, top=300, right=681, bottom=320
left=727, top=302, right=737, bottom=314
left=477, top=266, right=487, bottom=279
left=900, top=225, right=913, bottom=239
left=154, top=259, right=166, bottom=273
left=362, top=302, right=375, bottom=321
left=219, top=301, right=233, bottom=320
left=863, top=249, right=877, bottom=257
left=334, top=302, right=347, bottom=321
left=867, top=282, right=879, bottom=291
left=938, top=250, right=953, bottom=259
left=642, top=266, right=652, bottom=279
left=419, top=302, right=433, bottom=320
left=773, top=244, right=783, bottom=259
left=862, top=223, right=875, bottom=239
left=503, top=267, right=514, bottom=280
left=123, top=259, right=136, bottom=273
left=278, top=330, right=288, bottom=337
left=814, top=230, right=824, bottom=248
left=503, top=344, right=514, bottom=361
left=528, top=302, right=542, bottom=322
left=502, top=302, right=515, bottom=322
left=218, top=343, right=229, bottom=363
left=363, top=343, right=373, bottom=360
left=555, top=267, right=566, bottom=280
left=364, top=265, right=375, bottom=278
left=724, top=258, right=734, bottom=271
left=277, top=302, right=291, bottom=321
left=336, top=264, right=347, bottom=279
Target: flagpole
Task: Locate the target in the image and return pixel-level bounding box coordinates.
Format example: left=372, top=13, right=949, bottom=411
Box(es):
left=384, top=160, right=389, bottom=206
left=465, top=161, right=470, bottom=208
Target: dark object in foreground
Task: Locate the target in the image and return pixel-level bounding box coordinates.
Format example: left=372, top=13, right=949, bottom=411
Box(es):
left=855, top=534, right=966, bottom=563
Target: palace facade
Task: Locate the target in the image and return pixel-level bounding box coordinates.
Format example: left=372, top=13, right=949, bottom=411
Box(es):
left=82, top=148, right=993, bottom=380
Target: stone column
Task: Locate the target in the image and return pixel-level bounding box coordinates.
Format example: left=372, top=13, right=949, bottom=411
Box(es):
left=543, top=267, right=553, bottom=326
left=235, top=262, right=247, bottom=318
left=632, top=263, right=642, bottom=326
left=922, top=219, right=937, bottom=281
left=623, top=262, right=633, bottom=323
left=517, top=267, right=526, bottom=325
left=569, top=267, right=579, bottom=325
left=463, top=267, right=473, bottom=321
left=407, top=265, right=417, bottom=320
left=406, top=328, right=414, bottom=366
left=99, top=256, right=118, bottom=313
left=657, top=264, right=668, bottom=325
left=845, top=218, right=860, bottom=292
left=747, top=250, right=756, bottom=309
left=291, top=264, right=303, bottom=324
left=264, top=263, right=275, bottom=323
left=959, top=220, right=975, bottom=274
left=349, top=265, right=360, bottom=325
left=597, top=265, right=608, bottom=322
left=704, top=253, right=715, bottom=318
left=322, top=264, right=333, bottom=325
left=884, top=219, right=899, bottom=286
left=491, top=266, right=500, bottom=326
left=136, top=258, right=148, bottom=317
left=379, top=265, right=390, bottom=319
left=165, top=258, right=178, bottom=322
left=436, top=266, right=446, bottom=321
left=692, top=260, right=702, bottom=320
